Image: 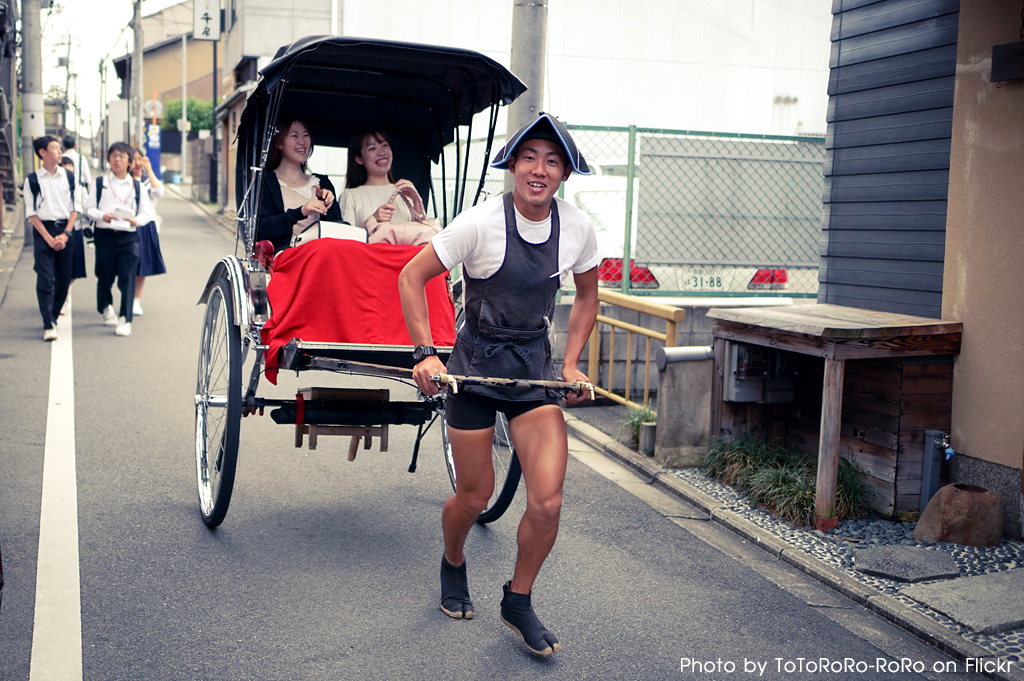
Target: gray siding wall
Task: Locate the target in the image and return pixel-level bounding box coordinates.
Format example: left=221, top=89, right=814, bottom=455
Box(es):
left=818, top=0, right=959, bottom=317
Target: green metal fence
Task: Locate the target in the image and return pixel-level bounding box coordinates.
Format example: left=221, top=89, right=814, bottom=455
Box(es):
left=433, top=125, right=825, bottom=297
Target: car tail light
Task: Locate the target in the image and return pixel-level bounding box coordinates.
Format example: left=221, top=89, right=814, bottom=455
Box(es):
left=747, top=268, right=789, bottom=290
left=597, top=258, right=659, bottom=289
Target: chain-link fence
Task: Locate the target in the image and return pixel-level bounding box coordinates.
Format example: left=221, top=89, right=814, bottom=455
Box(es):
left=433, top=125, right=824, bottom=298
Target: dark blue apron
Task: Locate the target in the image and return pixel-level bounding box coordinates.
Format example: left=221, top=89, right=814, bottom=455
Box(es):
left=446, top=192, right=561, bottom=401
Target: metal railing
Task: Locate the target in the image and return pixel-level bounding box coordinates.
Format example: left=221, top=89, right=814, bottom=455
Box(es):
left=436, top=124, right=825, bottom=298
left=586, top=289, right=685, bottom=409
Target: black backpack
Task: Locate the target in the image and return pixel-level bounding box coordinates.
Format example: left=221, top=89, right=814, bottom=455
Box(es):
left=27, top=169, right=76, bottom=211
left=95, top=176, right=141, bottom=215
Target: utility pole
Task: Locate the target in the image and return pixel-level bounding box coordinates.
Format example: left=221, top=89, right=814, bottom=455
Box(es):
left=63, top=37, right=72, bottom=137
left=211, top=38, right=217, bottom=203
left=132, top=0, right=144, bottom=147
left=98, top=59, right=106, bottom=170
left=504, top=0, right=547, bottom=192
left=180, top=34, right=188, bottom=184
left=20, top=0, right=44, bottom=237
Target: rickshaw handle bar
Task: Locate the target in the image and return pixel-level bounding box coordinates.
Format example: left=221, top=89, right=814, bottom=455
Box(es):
left=302, top=356, right=594, bottom=400
left=432, top=373, right=595, bottom=401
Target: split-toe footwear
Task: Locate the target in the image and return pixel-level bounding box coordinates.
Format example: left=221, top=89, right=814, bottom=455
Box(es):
left=440, top=555, right=474, bottom=619
left=499, top=581, right=560, bottom=655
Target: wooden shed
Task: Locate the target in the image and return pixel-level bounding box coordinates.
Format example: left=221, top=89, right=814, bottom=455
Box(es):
left=708, top=305, right=961, bottom=521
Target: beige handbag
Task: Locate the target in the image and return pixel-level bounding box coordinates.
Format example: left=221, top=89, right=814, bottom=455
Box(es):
left=366, top=187, right=441, bottom=246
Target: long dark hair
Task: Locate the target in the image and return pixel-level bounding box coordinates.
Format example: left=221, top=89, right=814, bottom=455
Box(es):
left=345, top=130, right=394, bottom=188
left=267, top=117, right=313, bottom=173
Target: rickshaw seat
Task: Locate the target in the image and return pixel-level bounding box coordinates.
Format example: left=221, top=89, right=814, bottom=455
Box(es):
left=260, top=239, right=456, bottom=384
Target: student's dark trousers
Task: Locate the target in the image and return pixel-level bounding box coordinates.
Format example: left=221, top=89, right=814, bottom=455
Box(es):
left=94, top=227, right=139, bottom=323
left=33, top=220, right=75, bottom=330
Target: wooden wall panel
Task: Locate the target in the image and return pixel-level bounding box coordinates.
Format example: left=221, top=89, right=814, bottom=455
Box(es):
left=827, top=45, right=957, bottom=96
left=826, top=108, right=955, bottom=148
left=819, top=0, right=958, bottom=319
left=820, top=229, right=945, bottom=261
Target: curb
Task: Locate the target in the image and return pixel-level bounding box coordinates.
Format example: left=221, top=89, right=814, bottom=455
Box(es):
left=563, top=412, right=1023, bottom=681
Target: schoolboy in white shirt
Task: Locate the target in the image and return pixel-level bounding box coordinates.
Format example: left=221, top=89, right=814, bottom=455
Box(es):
left=84, top=141, right=154, bottom=337
left=25, top=135, right=82, bottom=340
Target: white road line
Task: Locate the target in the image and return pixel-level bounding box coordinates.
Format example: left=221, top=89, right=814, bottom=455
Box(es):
left=30, top=307, right=82, bottom=681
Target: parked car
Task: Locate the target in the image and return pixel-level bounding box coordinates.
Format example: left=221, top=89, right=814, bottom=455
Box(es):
left=560, top=133, right=824, bottom=296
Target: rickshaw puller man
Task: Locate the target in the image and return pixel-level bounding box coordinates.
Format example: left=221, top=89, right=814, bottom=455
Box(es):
left=399, top=113, right=599, bottom=657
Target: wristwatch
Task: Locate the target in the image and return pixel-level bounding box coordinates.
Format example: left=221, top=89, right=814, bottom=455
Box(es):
left=412, top=345, right=438, bottom=362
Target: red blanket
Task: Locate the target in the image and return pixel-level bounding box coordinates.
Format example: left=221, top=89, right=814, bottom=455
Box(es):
left=260, top=239, right=456, bottom=384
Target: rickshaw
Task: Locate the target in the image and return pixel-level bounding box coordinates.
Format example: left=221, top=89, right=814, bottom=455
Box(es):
left=194, top=36, right=588, bottom=529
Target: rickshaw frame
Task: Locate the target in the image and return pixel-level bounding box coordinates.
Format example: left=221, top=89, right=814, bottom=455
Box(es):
left=193, top=36, right=527, bottom=529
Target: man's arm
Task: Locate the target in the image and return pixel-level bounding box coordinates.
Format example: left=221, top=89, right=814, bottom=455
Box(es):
left=23, top=177, right=63, bottom=251
left=561, top=267, right=599, bottom=403
left=29, top=215, right=62, bottom=250
left=398, top=244, right=449, bottom=395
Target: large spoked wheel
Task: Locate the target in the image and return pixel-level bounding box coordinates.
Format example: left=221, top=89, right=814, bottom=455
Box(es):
left=442, top=410, right=522, bottom=524
left=195, top=278, right=242, bottom=528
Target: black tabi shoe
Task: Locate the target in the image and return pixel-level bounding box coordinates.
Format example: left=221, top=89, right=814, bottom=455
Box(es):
left=499, top=581, right=561, bottom=656
left=440, top=555, right=474, bottom=619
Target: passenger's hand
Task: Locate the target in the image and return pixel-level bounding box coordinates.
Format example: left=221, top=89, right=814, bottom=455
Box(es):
left=301, top=197, right=327, bottom=217
left=315, top=186, right=334, bottom=209
left=128, top=217, right=137, bottom=227
left=412, top=355, right=447, bottom=396
left=102, top=213, right=114, bottom=223
left=395, top=179, right=425, bottom=215
left=372, top=203, right=396, bottom=223
left=561, top=366, right=592, bottom=405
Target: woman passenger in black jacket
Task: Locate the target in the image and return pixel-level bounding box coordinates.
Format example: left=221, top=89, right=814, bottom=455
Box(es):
left=257, top=117, right=343, bottom=252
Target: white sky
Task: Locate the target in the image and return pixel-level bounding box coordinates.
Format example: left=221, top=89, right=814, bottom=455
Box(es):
left=40, top=0, right=182, bottom=140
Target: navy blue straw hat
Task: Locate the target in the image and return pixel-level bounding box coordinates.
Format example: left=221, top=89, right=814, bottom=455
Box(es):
left=490, top=112, right=591, bottom=175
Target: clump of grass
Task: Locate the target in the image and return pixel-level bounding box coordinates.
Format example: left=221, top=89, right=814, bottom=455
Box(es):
left=623, top=404, right=657, bottom=448
left=699, top=438, right=867, bottom=527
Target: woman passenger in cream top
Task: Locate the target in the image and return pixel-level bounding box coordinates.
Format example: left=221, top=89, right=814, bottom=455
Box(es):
left=340, top=130, right=426, bottom=232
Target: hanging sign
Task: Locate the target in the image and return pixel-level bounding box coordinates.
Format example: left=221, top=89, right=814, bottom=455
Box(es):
left=193, top=0, right=221, bottom=41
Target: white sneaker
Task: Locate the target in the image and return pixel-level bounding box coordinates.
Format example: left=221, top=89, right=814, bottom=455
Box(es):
left=102, top=305, right=118, bottom=325
left=115, top=318, right=132, bottom=336
left=133, top=299, right=143, bottom=316
left=43, top=327, right=58, bottom=341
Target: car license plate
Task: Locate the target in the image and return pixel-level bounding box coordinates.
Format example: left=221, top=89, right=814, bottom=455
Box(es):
left=682, top=268, right=725, bottom=291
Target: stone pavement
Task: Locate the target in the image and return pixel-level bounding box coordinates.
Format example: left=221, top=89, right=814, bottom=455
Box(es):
left=563, top=406, right=1024, bottom=681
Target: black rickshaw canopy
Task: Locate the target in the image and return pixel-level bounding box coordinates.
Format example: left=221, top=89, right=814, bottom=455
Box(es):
left=235, top=36, right=527, bottom=246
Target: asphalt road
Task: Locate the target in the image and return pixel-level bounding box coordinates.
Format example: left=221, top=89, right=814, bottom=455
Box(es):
left=0, top=191, right=986, bottom=680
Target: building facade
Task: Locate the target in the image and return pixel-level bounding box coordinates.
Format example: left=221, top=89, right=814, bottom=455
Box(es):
left=820, top=0, right=1023, bottom=537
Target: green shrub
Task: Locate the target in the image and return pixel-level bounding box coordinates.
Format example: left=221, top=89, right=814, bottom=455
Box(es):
left=699, top=438, right=866, bottom=527
left=622, top=404, right=657, bottom=447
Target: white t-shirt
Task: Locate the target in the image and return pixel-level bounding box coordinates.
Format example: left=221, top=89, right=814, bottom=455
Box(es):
left=432, top=195, right=599, bottom=284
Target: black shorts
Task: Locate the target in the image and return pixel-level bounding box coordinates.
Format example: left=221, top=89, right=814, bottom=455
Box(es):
left=444, top=390, right=560, bottom=430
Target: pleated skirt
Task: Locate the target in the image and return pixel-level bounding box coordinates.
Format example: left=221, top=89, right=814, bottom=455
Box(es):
left=136, top=221, right=167, bottom=277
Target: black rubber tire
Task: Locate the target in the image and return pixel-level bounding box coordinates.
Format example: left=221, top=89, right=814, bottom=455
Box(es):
left=195, top=278, right=242, bottom=528
left=442, top=410, right=522, bottom=524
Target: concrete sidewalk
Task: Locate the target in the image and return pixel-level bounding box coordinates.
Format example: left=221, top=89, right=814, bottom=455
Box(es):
left=563, top=407, right=1024, bottom=681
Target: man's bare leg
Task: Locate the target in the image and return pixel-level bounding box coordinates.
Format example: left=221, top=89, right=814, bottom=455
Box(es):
left=499, top=404, right=567, bottom=655
left=507, top=405, right=568, bottom=593
left=439, top=424, right=495, bottom=618
left=442, top=425, right=496, bottom=566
